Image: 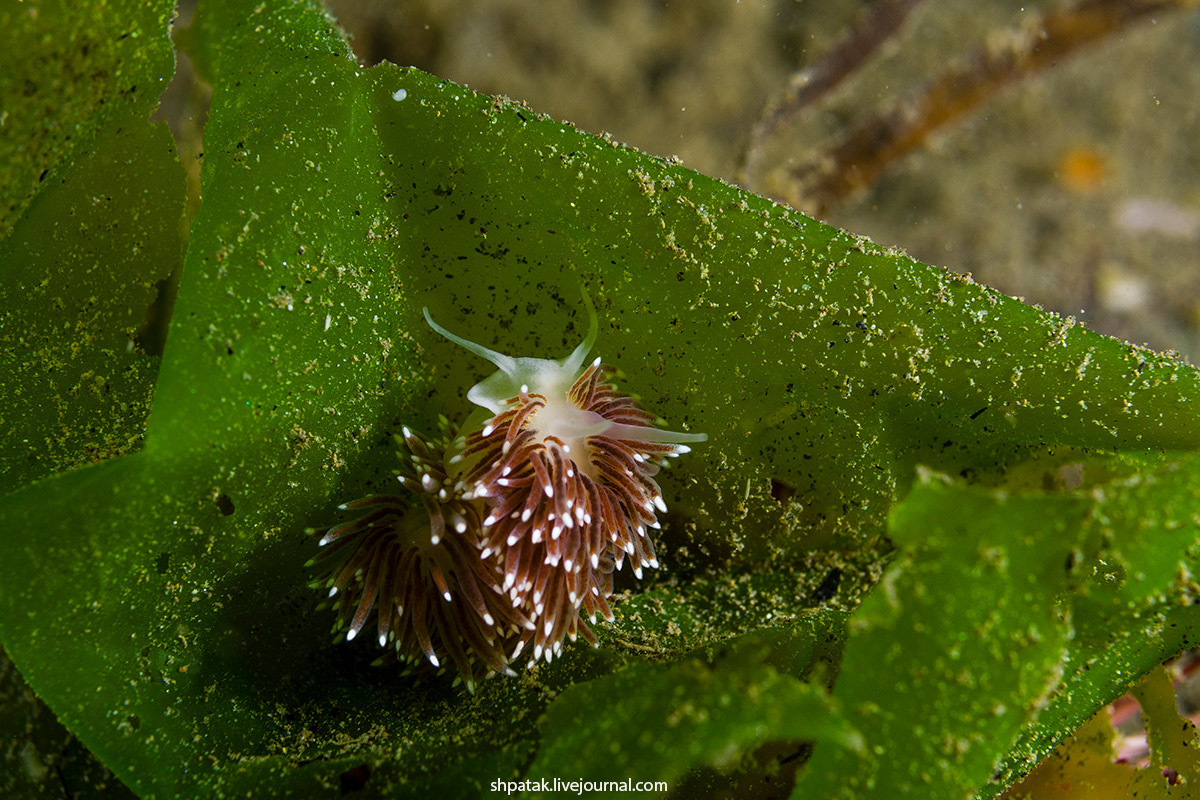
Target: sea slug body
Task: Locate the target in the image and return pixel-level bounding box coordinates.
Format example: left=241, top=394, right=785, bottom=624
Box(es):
left=312, top=292, right=705, bottom=688
left=310, top=427, right=530, bottom=682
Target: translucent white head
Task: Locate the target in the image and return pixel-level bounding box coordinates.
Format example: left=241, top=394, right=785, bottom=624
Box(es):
left=423, top=292, right=600, bottom=415
left=425, top=291, right=707, bottom=462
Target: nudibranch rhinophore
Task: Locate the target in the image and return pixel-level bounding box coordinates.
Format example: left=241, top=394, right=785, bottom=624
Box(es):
left=311, top=292, right=705, bottom=689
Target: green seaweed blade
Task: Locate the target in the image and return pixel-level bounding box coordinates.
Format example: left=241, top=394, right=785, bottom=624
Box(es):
left=1, top=0, right=1199, bottom=797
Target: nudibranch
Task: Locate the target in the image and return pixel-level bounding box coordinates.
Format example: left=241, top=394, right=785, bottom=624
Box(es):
left=312, top=291, right=705, bottom=689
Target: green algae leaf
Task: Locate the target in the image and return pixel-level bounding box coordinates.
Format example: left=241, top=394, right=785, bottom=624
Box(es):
left=1003, top=666, right=1200, bottom=799
left=991, top=603, right=1200, bottom=789
left=529, top=623, right=861, bottom=791
left=0, top=0, right=184, bottom=793
left=3, top=0, right=1200, bottom=797
left=0, top=0, right=177, bottom=234
left=793, top=472, right=1085, bottom=798
left=1071, top=453, right=1200, bottom=632
left=0, top=120, right=185, bottom=496
left=0, top=0, right=184, bottom=494
left=796, top=454, right=1200, bottom=799
left=0, top=646, right=137, bottom=800
left=984, top=452, right=1200, bottom=797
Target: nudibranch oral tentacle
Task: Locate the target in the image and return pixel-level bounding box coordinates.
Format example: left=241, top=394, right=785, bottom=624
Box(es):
left=313, top=291, right=704, bottom=687
left=422, top=291, right=597, bottom=416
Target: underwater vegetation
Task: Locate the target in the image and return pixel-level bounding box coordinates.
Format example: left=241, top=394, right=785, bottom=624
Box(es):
left=3, top=0, right=1200, bottom=797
